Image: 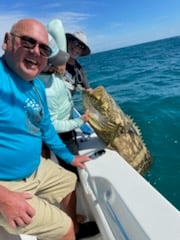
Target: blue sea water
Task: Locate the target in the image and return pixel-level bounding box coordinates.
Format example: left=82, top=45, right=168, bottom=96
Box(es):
left=76, top=36, right=180, bottom=210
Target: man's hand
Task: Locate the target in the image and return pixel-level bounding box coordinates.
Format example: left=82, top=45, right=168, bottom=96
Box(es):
left=71, top=155, right=90, bottom=169
left=81, top=109, right=89, bottom=123
left=0, top=186, right=35, bottom=228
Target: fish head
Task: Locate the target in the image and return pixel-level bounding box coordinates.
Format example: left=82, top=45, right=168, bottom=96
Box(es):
left=83, top=86, right=109, bottom=115
left=82, top=86, right=125, bottom=144
left=82, top=86, right=126, bottom=126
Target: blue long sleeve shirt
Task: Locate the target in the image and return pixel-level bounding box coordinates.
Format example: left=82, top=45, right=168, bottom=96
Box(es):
left=0, top=58, right=74, bottom=180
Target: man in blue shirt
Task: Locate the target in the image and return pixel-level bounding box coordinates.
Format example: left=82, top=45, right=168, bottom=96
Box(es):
left=0, top=18, right=90, bottom=240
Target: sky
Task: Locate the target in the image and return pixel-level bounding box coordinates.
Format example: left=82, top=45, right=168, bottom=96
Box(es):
left=1, top=0, right=180, bottom=54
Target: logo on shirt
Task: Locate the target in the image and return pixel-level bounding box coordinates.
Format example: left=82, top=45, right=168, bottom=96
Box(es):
left=24, top=98, right=43, bottom=134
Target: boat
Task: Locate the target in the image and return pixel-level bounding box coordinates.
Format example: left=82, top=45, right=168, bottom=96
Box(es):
left=0, top=114, right=180, bottom=240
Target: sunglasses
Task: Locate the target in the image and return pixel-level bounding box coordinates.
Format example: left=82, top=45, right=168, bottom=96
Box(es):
left=10, top=33, right=52, bottom=57
left=71, top=39, right=85, bottom=49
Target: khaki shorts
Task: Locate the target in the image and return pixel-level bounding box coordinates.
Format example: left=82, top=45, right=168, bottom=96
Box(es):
left=0, top=158, right=77, bottom=240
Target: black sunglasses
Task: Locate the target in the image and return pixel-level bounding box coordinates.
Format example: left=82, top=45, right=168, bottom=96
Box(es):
left=71, top=39, right=85, bottom=49
left=10, top=33, right=52, bottom=57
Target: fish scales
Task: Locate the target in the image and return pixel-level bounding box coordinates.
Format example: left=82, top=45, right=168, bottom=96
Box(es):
left=82, top=86, right=152, bottom=175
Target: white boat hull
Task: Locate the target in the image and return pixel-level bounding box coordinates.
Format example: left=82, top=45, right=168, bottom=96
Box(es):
left=77, top=130, right=180, bottom=240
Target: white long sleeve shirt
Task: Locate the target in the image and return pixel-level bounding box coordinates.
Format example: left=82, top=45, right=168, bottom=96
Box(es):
left=40, top=73, right=84, bottom=133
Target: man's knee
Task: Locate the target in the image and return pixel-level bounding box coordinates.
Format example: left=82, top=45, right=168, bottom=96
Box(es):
left=60, top=222, right=75, bottom=240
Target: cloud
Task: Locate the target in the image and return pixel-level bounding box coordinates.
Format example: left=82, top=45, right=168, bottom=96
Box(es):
left=57, top=11, right=92, bottom=31
left=40, top=2, right=63, bottom=9
left=0, top=11, right=28, bottom=55
left=0, top=8, right=93, bottom=53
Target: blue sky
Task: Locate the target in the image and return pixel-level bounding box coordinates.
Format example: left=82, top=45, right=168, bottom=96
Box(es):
left=1, top=0, right=180, bottom=54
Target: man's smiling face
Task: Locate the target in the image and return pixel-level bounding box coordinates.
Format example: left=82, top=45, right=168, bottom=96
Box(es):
left=2, top=19, right=49, bottom=81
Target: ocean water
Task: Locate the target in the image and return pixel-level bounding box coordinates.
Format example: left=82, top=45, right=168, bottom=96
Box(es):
left=75, top=36, right=180, bottom=210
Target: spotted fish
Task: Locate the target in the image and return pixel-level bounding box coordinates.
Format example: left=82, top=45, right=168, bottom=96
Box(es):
left=82, top=86, right=152, bottom=175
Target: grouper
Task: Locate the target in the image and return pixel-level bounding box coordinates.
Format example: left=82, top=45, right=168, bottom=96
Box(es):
left=82, top=86, right=152, bottom=175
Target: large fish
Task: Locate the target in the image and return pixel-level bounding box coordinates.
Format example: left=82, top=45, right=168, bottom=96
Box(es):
left=82, top=86, right=152, bottom=175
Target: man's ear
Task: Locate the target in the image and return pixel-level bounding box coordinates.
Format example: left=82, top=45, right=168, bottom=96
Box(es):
left=2, top=33, right=9, bottom=50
